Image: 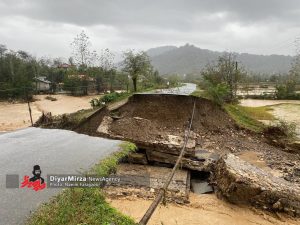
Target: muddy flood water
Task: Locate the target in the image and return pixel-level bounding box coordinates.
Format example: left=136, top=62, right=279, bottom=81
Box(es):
left=109, top=193, right=300, bottom=225
left=240, top=99, right=300, bottom=139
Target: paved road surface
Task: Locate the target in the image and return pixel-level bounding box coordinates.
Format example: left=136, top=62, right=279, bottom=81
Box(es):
left=0, top=128, right=121, bottom=225
left=145, top=83, right=197, bottom=95
left=0, top=83, right=196, bottom=224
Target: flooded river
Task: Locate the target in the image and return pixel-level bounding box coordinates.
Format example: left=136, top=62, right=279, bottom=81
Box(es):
left=240, top=99, right=300, bottom=139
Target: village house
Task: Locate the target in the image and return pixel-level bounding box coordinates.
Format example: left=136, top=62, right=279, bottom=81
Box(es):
left=34, top=76, right=51, bottom=93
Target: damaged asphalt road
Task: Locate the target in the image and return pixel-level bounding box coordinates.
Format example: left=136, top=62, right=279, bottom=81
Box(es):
left=0, top=128, right=121, bottom=225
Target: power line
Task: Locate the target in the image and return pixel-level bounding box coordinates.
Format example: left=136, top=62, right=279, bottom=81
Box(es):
left=139, top=98, right=197, bottom=225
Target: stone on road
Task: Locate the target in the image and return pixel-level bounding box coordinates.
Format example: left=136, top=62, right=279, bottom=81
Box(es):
left=0, top=127, right=121, bottom=225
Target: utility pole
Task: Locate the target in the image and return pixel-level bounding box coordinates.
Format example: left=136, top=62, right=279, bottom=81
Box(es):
left=25, top=87, right=33, bottom=126
left=235, top=61, right=238, bottom=98
left=27, top=101, right=33, bottom=126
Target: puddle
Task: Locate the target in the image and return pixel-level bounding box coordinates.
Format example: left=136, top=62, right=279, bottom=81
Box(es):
left=238, top=151, right=282, bottom=178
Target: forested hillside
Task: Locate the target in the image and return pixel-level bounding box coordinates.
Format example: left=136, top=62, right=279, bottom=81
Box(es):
left=148, top=44, right=293, bottom=75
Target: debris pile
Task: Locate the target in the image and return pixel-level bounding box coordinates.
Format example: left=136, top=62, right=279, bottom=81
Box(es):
left=72, top=94, right=300, bottom=216
left=105, top=164, right=190, bottom=204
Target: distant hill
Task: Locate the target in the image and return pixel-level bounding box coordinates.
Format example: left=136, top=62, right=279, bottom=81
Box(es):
left=147, top=44, right=294, bottom=75
left=146, top=46, right=177, bottom=57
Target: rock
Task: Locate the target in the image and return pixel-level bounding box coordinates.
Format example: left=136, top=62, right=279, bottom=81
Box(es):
left=213, top=154, right=300, bottom=217
left=294, top=168, right=300, bottom=177
left=191, top=180, right=214, bottom=194
left=97, top=116, right=113, bottom=134
left=127, top=152, right=148, bottom=165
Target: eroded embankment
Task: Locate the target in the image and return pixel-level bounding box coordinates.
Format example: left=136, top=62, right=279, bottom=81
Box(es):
left=76, top=94, right=299, bottom=179
left=47, top=94, right=300, bottom=216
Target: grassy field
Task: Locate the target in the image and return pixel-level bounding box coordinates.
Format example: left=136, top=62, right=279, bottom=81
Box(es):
left=224, top=104, right=274, bottom=132
left=26, top=142, right=137, bottom=225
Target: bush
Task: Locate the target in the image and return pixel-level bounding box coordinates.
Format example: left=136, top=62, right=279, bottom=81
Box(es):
left=205, top=83, right=231, bottom=105
left=90, top=92, right=129, bottom=108
left=101, top=92, right=120, bottom=103
left=275, top=83, right=300, bottom=100
left=263, top=120, right=297, bottom=146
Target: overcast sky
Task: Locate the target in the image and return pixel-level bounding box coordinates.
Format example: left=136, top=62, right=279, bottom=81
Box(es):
left=1, top=0, right=300, bottom=59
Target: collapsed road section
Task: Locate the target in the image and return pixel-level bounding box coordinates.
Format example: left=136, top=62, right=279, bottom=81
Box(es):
left=55, top=94, right=300, bottom=216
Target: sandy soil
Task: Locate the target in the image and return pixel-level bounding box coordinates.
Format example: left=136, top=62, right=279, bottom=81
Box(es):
left=0, top=94, right=99, bottom=132
left=109, top=193, right=300, bottom=225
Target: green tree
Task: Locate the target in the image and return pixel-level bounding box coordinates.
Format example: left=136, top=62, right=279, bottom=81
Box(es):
left=201, top=53, right=244, bottom=103
left=122, top=50, right=151, bottom=92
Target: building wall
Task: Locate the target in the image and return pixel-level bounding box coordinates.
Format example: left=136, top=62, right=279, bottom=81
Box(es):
left=37, top=82, right=50, bottom=91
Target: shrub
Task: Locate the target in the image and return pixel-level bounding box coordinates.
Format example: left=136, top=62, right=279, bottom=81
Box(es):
left=101, top=92, right=120, bottom=103
left=263, top=120, right=297, bottom=146
left=205, top=83, right=231, bottom=105
left=90, top=92, right=129, bottom=108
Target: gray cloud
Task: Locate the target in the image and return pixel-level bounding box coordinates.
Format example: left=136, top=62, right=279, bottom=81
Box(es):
left=0, top=0, right=300, bottom=58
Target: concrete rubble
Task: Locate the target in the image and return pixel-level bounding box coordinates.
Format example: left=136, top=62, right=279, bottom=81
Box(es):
left=213, top=154, right=300, bottom=216
left=105, top=164, right=190, bottom=203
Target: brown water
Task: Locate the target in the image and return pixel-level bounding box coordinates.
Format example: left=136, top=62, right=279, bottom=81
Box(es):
left=0, top=94, right=99, bottom=131
left=240, top=100, right=300, bottom=139
left=109, top=193, right=300, bottom=225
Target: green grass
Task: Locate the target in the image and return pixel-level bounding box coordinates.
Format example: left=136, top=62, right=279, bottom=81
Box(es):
left=191, top=88, right=276, bottom=133
left=235, top=105, right=275, bottom=121
left=26, top=142, right=137, bottom=225
left=190, top=89, right=205, bottom=97
left=224, top=104, right=274, bottom=132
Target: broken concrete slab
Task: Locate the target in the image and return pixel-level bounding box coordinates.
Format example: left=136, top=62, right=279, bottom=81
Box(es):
left=195, top=149, right=220, bottom=162
left=165, top=134, right=196, bottom=149
left=127, top=152, right=148, bottom=165
left=191, top=180, right=214, bottom=194
left=97, top=116, right=113, bottom=134
left=146, top=149, right=216, bottom=172
left=213, top=153, right=300, bottom=217
left=105, top=163, right=190, bottom=203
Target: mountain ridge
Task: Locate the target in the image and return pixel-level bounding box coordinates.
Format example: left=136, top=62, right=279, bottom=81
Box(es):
left=147, top=44, right=294, bottom=75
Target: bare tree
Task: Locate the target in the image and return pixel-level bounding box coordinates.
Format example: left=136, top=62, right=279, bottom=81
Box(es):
left=201, top=53, right=245, bottom=103
left=100, top=48, right=115, bottom=91
left=71, top=30, right=92, bottom=67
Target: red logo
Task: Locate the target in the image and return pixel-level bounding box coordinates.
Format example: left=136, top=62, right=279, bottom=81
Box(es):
left=21, top=165, right=46, bottom=191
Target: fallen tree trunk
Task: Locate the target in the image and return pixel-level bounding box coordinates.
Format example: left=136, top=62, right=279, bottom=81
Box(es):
left=213, top=154, right=300, bottom=217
